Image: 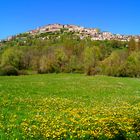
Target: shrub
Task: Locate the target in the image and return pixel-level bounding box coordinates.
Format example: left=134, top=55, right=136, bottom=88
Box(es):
left=0, top=65, right=18, bottom=76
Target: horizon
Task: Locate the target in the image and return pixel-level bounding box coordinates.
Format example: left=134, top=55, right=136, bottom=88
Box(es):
left=0, top=0, right=140, bottom=39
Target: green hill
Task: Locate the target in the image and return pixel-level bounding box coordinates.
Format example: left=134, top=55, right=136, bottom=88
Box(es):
left=0, top=24, right=140, bottom=77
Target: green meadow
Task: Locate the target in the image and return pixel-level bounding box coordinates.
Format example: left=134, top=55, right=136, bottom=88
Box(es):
left=0, top=74, right=140, bottom=139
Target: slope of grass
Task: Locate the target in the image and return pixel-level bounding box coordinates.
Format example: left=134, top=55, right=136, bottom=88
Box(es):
left=0, top=74, right=140, bottom=139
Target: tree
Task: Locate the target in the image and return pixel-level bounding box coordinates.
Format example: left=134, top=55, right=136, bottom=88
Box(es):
left=128, top=39, right=136, bottom=53
left=1, top=47, right=23, bottom=69
left=100, top=50, right=127, bottom=76
left=122, top=51, right=140, bottom=77
left=136, top=40, right=140, bottom=51
left=84, top=46, right=101, bottom=75
left=54, top=47, right=68, bottom=72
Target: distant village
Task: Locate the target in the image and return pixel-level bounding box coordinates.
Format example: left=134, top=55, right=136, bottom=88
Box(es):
left=1, top=24, right=140, bottom=42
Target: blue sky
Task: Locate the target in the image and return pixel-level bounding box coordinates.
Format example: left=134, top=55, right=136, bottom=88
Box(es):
left=0, top=0, right=140, bottom=39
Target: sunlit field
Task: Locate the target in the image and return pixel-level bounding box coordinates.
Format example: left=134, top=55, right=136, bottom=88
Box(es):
left=0, top=74, right=140, bottom=139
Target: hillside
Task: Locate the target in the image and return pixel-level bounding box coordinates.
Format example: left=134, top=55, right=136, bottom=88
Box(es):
left=0, top=23, right=140, bottom=77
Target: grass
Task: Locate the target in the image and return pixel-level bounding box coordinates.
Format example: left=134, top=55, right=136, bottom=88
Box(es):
left=0, top=74, right=140, bottom=139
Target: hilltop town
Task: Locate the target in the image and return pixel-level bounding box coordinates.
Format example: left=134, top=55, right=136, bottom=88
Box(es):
left=1, top=23, right=140, bottom=42
left=27, top=23, right=140, bottom=42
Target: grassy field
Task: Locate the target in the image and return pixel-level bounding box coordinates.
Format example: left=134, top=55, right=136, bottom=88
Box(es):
left=0, top=74, right=140, bottom=139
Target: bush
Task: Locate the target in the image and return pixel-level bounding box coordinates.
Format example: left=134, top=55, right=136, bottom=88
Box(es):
left=0, top=65, right=18, bottom=76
